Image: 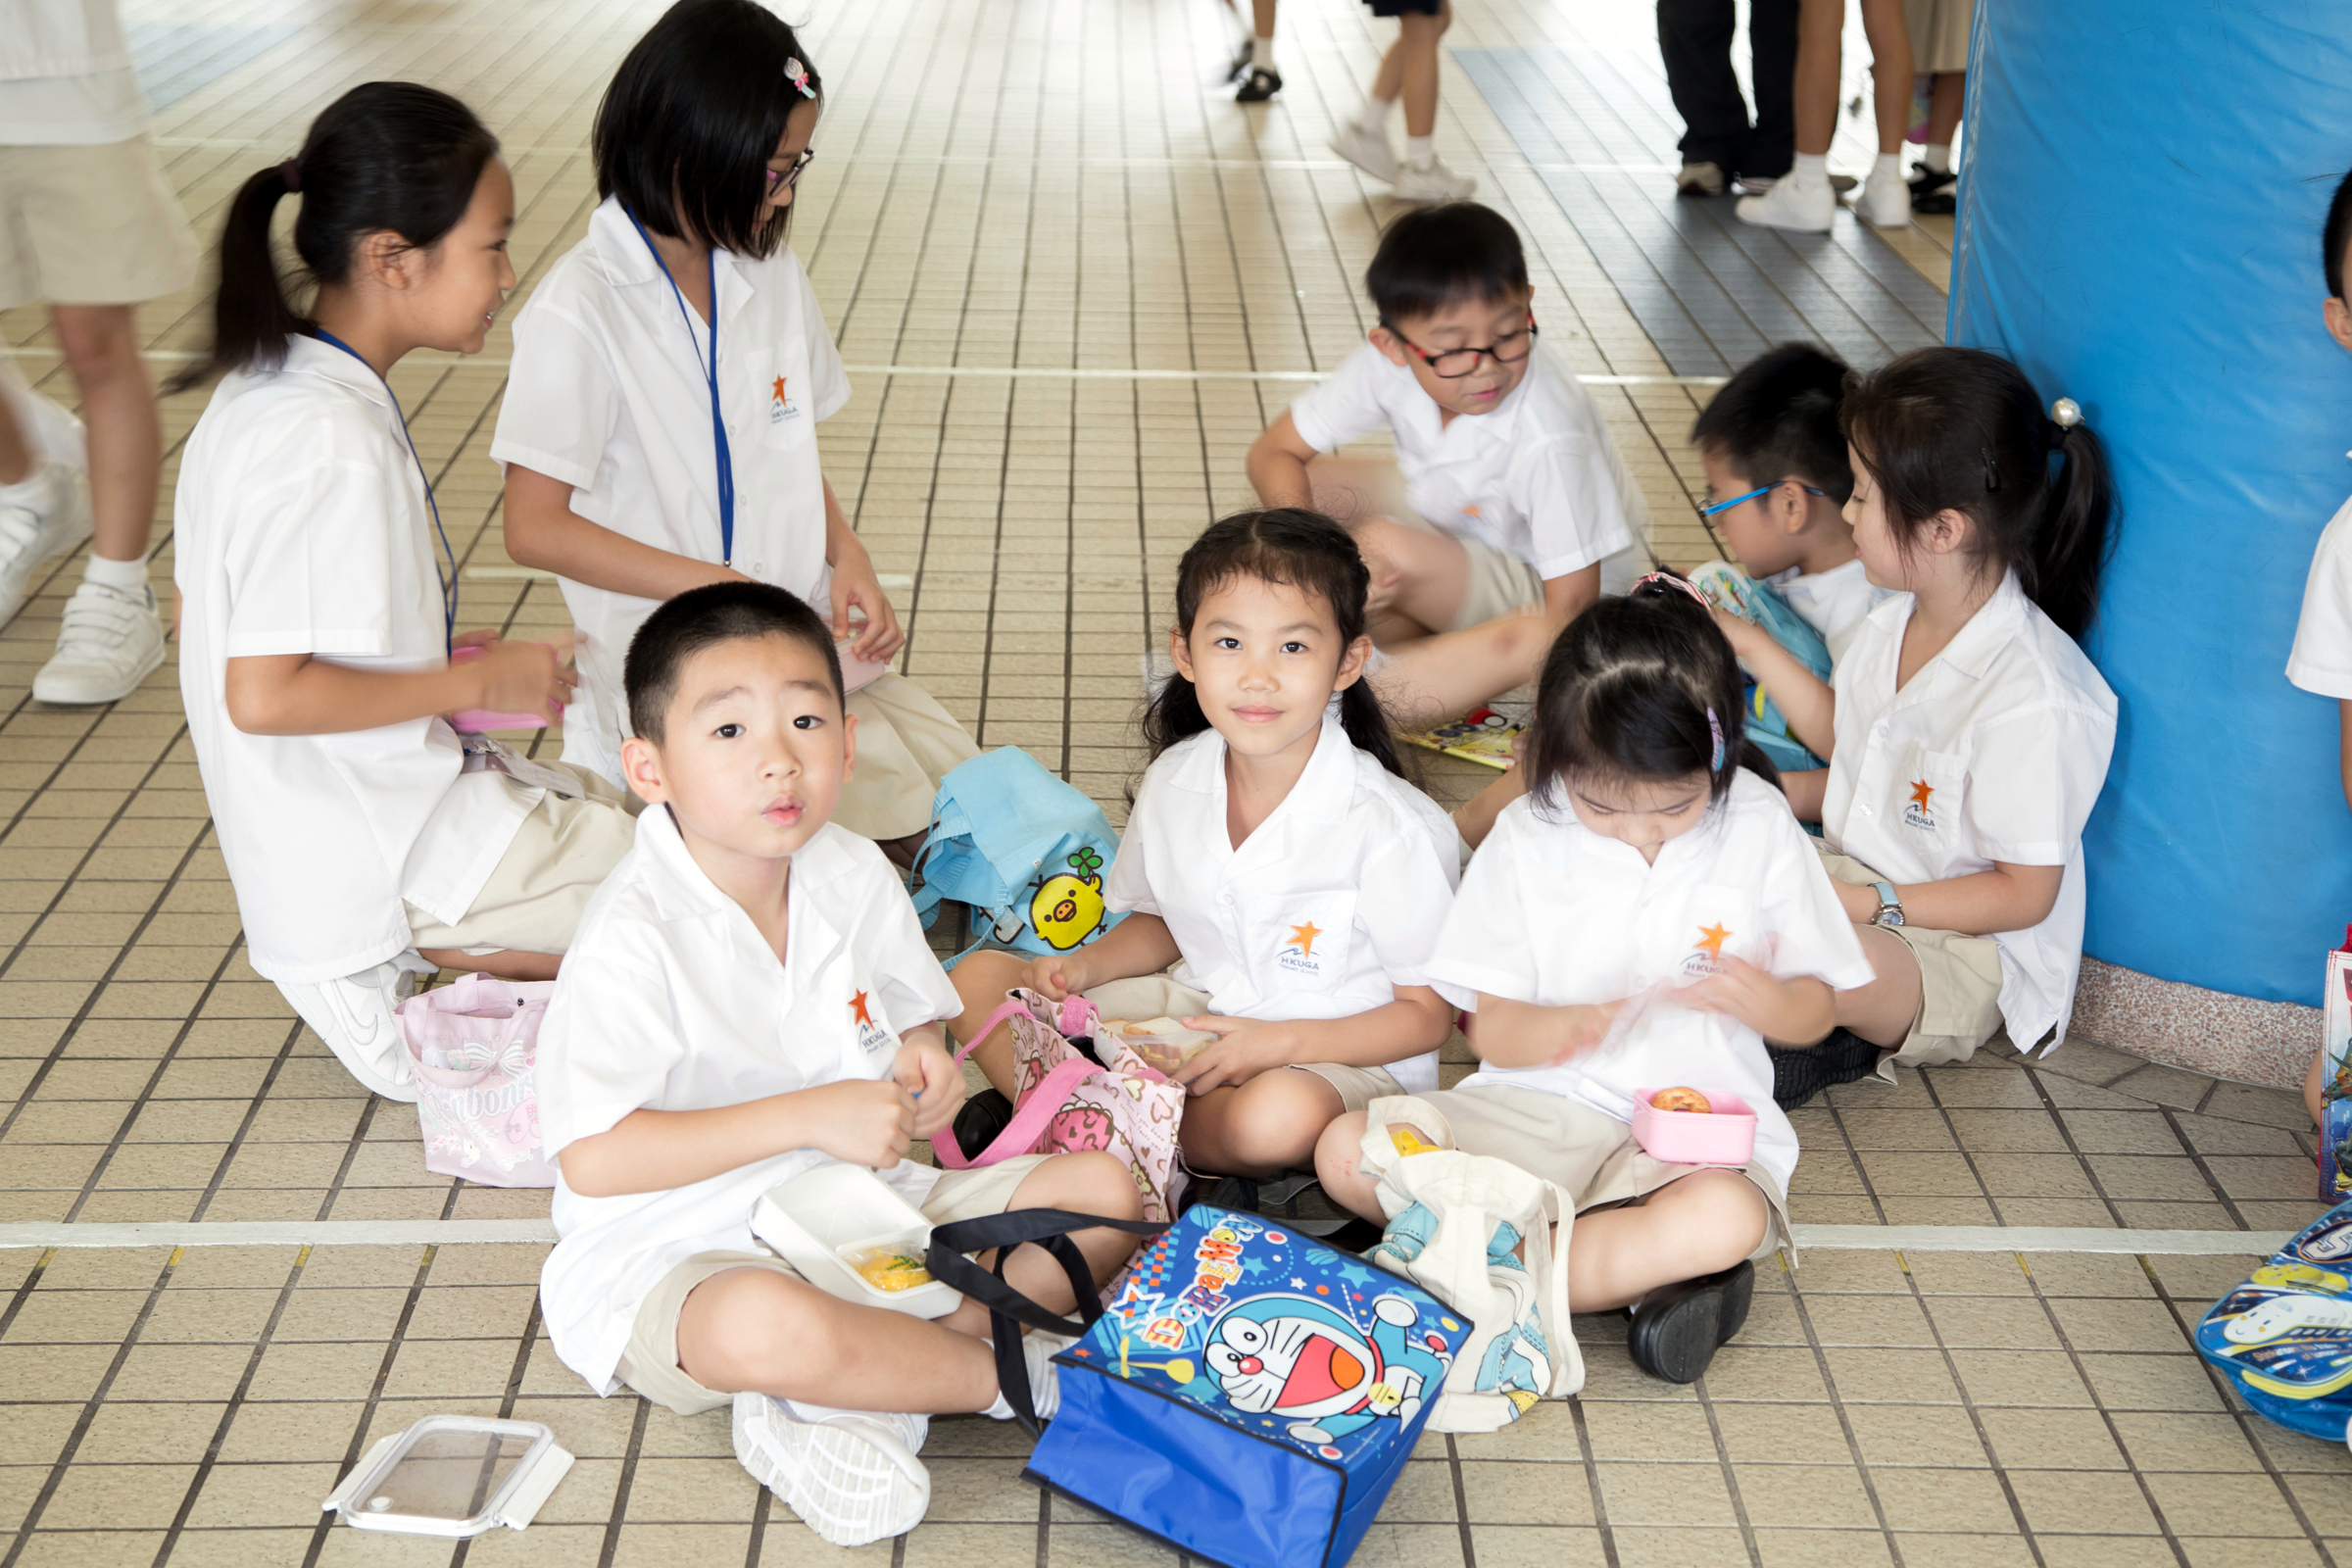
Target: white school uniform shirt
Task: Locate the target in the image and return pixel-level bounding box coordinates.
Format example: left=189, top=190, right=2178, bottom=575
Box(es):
left=1768, top=557, right=1889, bottom=664
left=2288, top=493, right=2352, bottom=699
left=174, top=336, right=534, bottom=984
left=0, top=0, right=151, bottom=144
left=1287, top=339, right=1643, bottom=582
left=1101, top=713, right=1461, bottom=1094
left=1425, top=772, right=1874, bottom=1193
left=491, top=197, right=851, bottom=784
left=536, top=808, right=961, bottom=1395
left=1822, top=571, right=2118, bottom=1053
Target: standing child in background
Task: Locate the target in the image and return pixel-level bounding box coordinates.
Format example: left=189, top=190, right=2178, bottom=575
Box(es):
left=1316, top=581, right=1875, bottom=1385
left=172, top=85, right=637, bottom=1100
left=1717, top=347, right=2118, bottom=1079
left=1247, top=203, right=1650, bottom=725
left=1326, top=0, right=1475, bottom=201
left=949, top=510, right=1461, bottom=1182
left=538, top=583, right=1145, bottom=1549
left=2289, top=168, right=2352, bottom=818
left=495, top=0, right=976, bottom=859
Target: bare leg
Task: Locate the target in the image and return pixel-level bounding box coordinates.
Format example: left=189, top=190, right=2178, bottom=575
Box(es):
left=945, top=949, right=1035, bottom=1097
left=1396, top=4, right=1450, bottom=138
left=1178, top=1067, right=1346, bottom=1178
left=1250, top=0, right=1275, bottom=35
left=0, top=390, right=31, bottom=487
left=1831, top=921, right=1923, bottom=1049
left=416, top=947, right=562, bottom=982
left=1858, top=0, right=1915, bottom=156
left=1314, top=1109, right=1384, bottom=1219
left=50, top=305, right=158, bottom=565
left=1368, top=609, right=1557, bottom=729
left=1791, top=0, right=1841, bottom=156
left=1348, top=516, right=1472, bottom=639
left=1926, top=71, right=1965, bottom=147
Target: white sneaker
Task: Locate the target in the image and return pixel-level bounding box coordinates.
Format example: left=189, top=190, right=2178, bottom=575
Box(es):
left=1328, top=122, right=1399, bottom=184
left=1674, top=161, right=1725, bottom=197
left=1857, top=164, right=1913, bottom=228
left=733, top=1394, right=931, bottom=1547
left=275, top=953, right=435, bottom=1102
left=0, top=465, right=94, bottom=629
left=1736, top=175, right=1836, bottom=232
left=32, top=580, right=166, bottom=705
left=1391, top=158, right=1476, bottom=203
left=981, top=1332, right=1072, bottom=1423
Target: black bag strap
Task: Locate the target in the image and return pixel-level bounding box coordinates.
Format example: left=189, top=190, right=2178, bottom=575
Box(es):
left=925, top=1208, right=1164, bottom=1433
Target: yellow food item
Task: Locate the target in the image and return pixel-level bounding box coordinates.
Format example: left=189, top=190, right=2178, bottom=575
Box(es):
left=842, top=1246, right=931, bottom=1292
left=1390, top=1127, right=1443, bottom=1156
left=1649, top=1087, right=1713, bottom=1115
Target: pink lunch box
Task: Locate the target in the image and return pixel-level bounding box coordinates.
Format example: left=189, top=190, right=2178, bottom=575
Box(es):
left=449, top=642, right=562, bottom=733
left=1630, top=1087, right=1757, bottom=1167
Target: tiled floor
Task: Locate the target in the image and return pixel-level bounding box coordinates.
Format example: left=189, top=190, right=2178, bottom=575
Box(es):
left=1, top=0, right=2336, bottom=1564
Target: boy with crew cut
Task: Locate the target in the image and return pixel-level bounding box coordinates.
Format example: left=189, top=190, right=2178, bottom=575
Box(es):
left=535, top=581, right=1145, bottom=1549
left=1247, top=202, right=1649, bottom=713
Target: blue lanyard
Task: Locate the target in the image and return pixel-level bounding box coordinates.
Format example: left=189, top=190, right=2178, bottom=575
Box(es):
left=313, top=327, right=458, bottom=650
left=626, top=210, right=735, bottom=566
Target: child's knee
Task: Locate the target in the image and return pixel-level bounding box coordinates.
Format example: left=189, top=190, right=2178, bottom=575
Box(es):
left=1677, top=1172, right=1769, bottom=1268
left=680, top=1270, right=834, bottom=1393
left=952, top=950, right=1025, bottom=1013
left=1036, top=1149, right=1146, bottom=1222
left=1314, top=1110, right=1371, bottom=1186
left=1219, top=1072, right=1335, bottom=1169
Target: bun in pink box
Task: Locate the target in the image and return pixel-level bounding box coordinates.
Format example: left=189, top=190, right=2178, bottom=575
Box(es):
left=1630, top=1086, right=1757, bottom=1166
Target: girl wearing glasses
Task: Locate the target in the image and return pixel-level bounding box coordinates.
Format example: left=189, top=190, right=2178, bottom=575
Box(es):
left=493, top=0, right=976, bottom=861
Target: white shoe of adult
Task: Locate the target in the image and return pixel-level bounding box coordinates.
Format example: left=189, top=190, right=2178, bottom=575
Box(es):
left=0, top=464, right=94, bottom=628
left=1328, top=123, right=1399, bottom=184
left=275, top=952, right=435, bottom=1102
left=1857, top=163, right=1914, bottom=228
left=733, top=1394, right=931, bottom=1547
left=32, top=580, right=166, bottom=705
left=1391, top=158, right=1476, bottom=203
left=1674, top=161, right=1726, bottom=197
left=1736, top=175, right=1836, bottom=232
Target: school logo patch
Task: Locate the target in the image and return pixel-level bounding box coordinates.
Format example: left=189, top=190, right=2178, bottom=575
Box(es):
left=1903, top=779, right=1937, bottom=833
left=769, top=373, right=800, bottom=425
left=1681, top=921, right=1733, bottom=980
left=1277, top=919, right=1326, bottom=980
left=849, top=988, right=893, bottom=1054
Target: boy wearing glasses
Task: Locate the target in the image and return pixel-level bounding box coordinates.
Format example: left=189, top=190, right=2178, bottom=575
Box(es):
left=1247, top=203, right=1646, bottom=686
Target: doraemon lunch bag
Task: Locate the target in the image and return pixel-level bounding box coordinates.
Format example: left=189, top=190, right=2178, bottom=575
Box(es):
left=906, top=746, right=1127, bottom=964
left=1025, top=1206, right=1472, bottom=1568
left=2195, top=1200, right=2352, bottom=1440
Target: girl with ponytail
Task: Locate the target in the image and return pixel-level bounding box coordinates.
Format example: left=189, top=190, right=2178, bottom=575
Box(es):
left=1721, top=344, right=2121, bottom=1086
left=174, top=82, right=637, bottom=1102
left=948, top=508, right=1463, bottom=1181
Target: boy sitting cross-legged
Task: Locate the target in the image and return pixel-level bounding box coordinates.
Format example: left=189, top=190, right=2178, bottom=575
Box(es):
left=535, top=580, right=1146, bottom=1548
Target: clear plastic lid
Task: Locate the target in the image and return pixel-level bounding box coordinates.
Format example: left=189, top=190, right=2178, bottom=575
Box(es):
left=322, top=1415, right=571, bottom=1538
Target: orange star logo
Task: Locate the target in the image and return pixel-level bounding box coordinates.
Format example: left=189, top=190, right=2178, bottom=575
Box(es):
left=1909, top=780, right=1936, bottom=810
left=1462, top=504, right=1481, bottom=519
left=771, top=374, right=789, bottom=404
left=849, top=990, right=872, bottom=1027
left=1288, top=920, right=1324, bottom=958
left=1694, top=922, right=1732, bottom=956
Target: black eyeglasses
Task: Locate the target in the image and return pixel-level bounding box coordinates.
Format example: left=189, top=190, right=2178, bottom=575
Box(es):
left=1381, top=315, right=1539, bottom=378
left=765, top=149, right=816, bottom=192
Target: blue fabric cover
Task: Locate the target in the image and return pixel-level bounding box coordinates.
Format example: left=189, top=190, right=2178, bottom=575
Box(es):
left=906, top=746, right=1126, bottom=963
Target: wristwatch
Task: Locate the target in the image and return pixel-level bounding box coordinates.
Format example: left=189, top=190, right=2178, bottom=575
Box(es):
left=1868, top=881, right=1905, bottom=928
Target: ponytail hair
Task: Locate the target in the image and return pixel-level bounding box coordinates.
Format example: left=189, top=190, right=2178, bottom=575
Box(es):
left=1525, top=575, right=1779, bottom=815
left=1839, top=346, right=2115, bottom=639
left=172, top=81, right=499, bottom=392
left=1141, top=508, right=1409, bottom=780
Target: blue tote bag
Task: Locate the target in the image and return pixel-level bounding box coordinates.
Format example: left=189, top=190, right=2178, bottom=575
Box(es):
left=906, top=746, right=1126, bottom=963
left=1025, top=1206, right=1472, bottom=1568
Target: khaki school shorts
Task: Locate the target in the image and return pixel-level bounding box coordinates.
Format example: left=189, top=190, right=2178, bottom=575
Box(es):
left=1817, top=849, right=2008, bottom=1066
left=616, top=1153, right=1052, bottom=1415
left=0, top=137, right=198, bottom=309
left=835, top=671, right=981, bottom=843
left=1404, top=1082, right=1793, bottom=1263
left=404, top=761, right=637, bottom=956
left=1447, top=534, right=1546, bottom=631
left=1080, top=973, right=1403, bottom=1112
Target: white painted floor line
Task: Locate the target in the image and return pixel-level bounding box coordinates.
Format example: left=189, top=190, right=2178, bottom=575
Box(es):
left=0, top=1218, right=2292, bottom=1255
left=4, top=348, right=1726, bottom=388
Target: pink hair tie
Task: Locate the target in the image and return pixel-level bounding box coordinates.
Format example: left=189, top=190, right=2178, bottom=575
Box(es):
left=1633, top=569, right=1709, bottom=609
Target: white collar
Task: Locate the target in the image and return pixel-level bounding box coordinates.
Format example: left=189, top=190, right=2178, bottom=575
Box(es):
left=588, top=195, right=755, bottom=317
left=272, top=332, right=397, bottom=416
left=1165, top=710, right=1359, bottom=828
left=1865, top=569, right=2029, bottom=682
left=634, top=799, right=858, bottom=931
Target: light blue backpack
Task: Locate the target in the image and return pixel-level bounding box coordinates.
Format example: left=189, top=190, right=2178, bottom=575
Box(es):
left=907, top=747, right=1127, bottom=966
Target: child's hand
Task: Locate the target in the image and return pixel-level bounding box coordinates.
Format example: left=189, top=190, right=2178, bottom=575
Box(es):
left=452, top=627, right=503, bottom=650
left=802, top=1079, right=916, bottom=1168
left=831, top=562, right=906, bottom=663
left=1025, top=953, right=1092, bottom=1002
left=1684, top=956, right=1832, bottom=1043
left=1709, top=607, right=1762, bottom=660
left=467, top=634, right=579, bottom=722
left=1172, top=1015, right=1297, bottom=1095
left=1544, top=1002, right=1621, bottom=1065
left=892, top=1036, right=966, bottom=1140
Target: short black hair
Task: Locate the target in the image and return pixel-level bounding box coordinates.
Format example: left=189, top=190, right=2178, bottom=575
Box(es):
left=1690, top=342, right=1855, bottom=504
left=593, top=0, right=819, bottom=258
left=1365, top=202, right=1530, bottom=325
left=624, top=581, right=844, bottom=744
left=2326, top=168, right=2352, bottom=299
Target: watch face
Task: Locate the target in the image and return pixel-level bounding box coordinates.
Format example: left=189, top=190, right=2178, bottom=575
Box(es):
left=1879, top=908, right=1905, bottom=928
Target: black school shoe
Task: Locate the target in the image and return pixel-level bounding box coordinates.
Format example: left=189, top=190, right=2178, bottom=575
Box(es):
left=949, top=1088, right=1016, bottom=1159
left=1236, top=66, right=1283, bottom=102
left=1626, top=1259, right=1755, bottom=1385
left=1768, top=1027, right=1884, bottom=1110
left=1225, top=38, right=1254, bottom=82
left=1908, top=164, right=1958, bottom=214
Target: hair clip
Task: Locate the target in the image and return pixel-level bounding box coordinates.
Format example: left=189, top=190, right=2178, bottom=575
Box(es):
left=783, top=58, right=816, bottom=99
left=279, top=158, right=301, bottom=192
left=1706, top=707, right=1726, bottom=774
left=1981, top=448, right=2000, bottom=493
left=2050, top=397, right=2082, bottom=428
left=1633, top=570, right=1709, bottom=609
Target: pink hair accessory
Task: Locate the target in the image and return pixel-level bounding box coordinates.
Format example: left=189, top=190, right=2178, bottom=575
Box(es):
left=784, top=58, right=816, bottom=99
left=1634, top=569, right=1709, bottom=609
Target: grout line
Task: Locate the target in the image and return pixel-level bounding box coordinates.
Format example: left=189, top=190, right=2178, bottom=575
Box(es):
left=2011, top=1060, right=2135, bottom=1229
left=2155, top=1105, right=2253, bottom=1231
left=1771, top=1273, right=1903, bottom=1568
left=316, top=1096, right=386, bottom=1222
left=1442, top=1433, right=1479, bottom=1568
left=1560, top=1390, right=1622, bottom=1568
left=297, top=1243, right=443, bottom=1568
left=450, top=1297, right=544, bottom=1568
left=594, top=1392, right=654, bottom=1568
left=1686, top=1364, right=1765, bottom=1568
left=1889, top=1253, right=2049, bottom=1568
left=184, top=1015, right=306, bottom=1223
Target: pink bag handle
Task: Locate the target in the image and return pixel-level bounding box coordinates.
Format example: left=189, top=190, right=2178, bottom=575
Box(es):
left=951, top=990, right=1099, bottom=1065
left=934, top=1055, right=1097, bottom=1169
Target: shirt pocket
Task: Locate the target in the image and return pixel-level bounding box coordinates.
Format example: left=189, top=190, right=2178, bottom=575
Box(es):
left=1898, top=746, right=1970, bottom=856
left=745, top=341, right=815, bottom=453
left=1671, top=882, right=1764, bottom=986
left=1240, top=889, right=1358, bottom=997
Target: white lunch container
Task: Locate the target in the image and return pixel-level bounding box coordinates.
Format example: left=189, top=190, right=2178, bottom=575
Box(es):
left=751, top=1162, right=962, bottom=1319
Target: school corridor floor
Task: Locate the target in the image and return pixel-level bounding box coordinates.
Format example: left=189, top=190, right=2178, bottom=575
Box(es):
left=1, top=0, right=2341, bottom=1563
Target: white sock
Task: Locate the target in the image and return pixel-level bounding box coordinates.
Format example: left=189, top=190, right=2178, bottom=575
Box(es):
left=1406, top=134, right=1436, bottom=172
left=1251, top=33, right=1277, bottom=75
left=83, top=553, right=148, bottom=595
left=1872, top=151, right=1901, bottom=185
left=1788, top=152, right=1829, bottom=190
left=1355, top=94, right=1395, bottom=135
left=1924, top=143, right=1951, bottom=173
